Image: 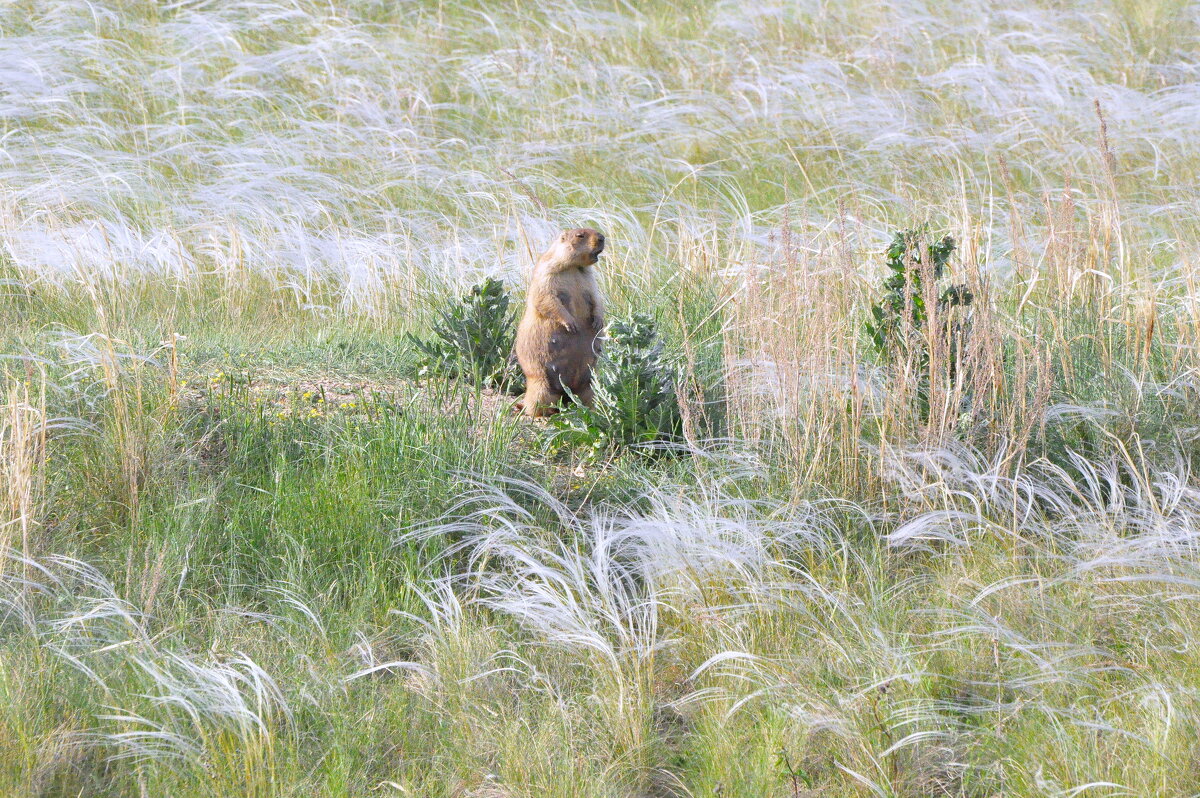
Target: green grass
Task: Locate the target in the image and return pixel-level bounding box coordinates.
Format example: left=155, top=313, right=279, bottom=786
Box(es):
left=4, top=0, right=1200, bottom=795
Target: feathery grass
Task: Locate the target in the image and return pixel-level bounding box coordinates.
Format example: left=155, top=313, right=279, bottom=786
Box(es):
left=3, top=0, right=1200, bottom=794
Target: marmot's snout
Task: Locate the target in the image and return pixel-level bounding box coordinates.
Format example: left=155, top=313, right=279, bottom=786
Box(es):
left=568, top=228, right=605, bottom=259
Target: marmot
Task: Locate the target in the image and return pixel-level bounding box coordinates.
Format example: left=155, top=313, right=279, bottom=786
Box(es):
left=515, top=228, right=606, bottom=417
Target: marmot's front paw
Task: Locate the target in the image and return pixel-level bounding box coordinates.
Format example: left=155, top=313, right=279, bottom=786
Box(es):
left=562, top=321, right=579, bottom=334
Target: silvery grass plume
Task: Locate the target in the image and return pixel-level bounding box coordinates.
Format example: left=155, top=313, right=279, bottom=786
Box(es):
left=342, top=577, right=460, bottom=690
left=684, top=440, right=1200, bottom=795
left=395, top=472, right=857, bottom=767
left=0, top=550, right=295, bottom=777
left=97, top=652, right=291, bottom=773
left=881, top=439, right=1200, bottom=565
left=3, top=0, right=1198, bottom=306
left=397, top=479, right=664, bottom=736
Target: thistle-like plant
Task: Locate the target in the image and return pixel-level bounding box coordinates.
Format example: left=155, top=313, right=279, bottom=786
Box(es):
left=549, top=313, right=680, bottom=456
left=408, top=278, right=524, bottom=393
left=865, top=229, right=973, bottom=416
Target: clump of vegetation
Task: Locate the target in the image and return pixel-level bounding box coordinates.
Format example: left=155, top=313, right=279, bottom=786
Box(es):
left=865, top=228, right=973, bottom=415
left=549, top=313, right=681, bottom=457
left=407, top=278, right=524, bottom=393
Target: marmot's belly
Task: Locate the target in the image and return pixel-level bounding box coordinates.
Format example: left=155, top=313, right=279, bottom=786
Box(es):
left=520, top=324, right=597, bottom=393
left=543, top=331, right=596, bottom=391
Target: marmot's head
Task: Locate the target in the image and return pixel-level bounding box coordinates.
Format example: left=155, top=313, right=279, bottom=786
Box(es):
left=544, top=228, right=605, bottom=271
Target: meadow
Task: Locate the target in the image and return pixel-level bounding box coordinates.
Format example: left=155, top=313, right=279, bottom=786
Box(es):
left=3, top=0, right=1200, bottom=795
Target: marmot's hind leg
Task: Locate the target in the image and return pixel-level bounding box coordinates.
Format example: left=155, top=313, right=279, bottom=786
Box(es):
left=521, top=377, right=561, bottom=418
left=573, top=382, right=594, bottom=408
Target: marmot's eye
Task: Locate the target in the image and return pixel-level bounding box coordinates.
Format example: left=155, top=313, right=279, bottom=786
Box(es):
left=575, top=232, right=585, bottom=240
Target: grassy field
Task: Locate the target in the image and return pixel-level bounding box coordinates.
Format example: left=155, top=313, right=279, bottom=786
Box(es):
left=3, top=0, right=1200, bottom=795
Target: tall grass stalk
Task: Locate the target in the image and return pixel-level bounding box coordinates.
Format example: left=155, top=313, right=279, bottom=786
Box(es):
left=0, top=377, right=46, bottom=568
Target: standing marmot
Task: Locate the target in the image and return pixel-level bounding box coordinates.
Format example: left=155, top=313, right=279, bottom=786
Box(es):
left=515, top=228, right=606, bottom=417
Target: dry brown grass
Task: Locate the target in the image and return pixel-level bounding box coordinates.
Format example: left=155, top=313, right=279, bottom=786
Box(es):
left=0, top=376, right=46, bottom=569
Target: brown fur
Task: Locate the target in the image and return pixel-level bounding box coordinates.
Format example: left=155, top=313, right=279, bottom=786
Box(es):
left=515, top=228, right=606, bottom=417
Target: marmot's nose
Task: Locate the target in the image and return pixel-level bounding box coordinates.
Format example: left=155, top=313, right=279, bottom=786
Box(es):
left=594, top=234, right=605, bottom=252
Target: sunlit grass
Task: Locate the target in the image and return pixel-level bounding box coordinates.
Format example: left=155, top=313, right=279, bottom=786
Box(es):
left=2, top=0, right=1200, bottom=795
